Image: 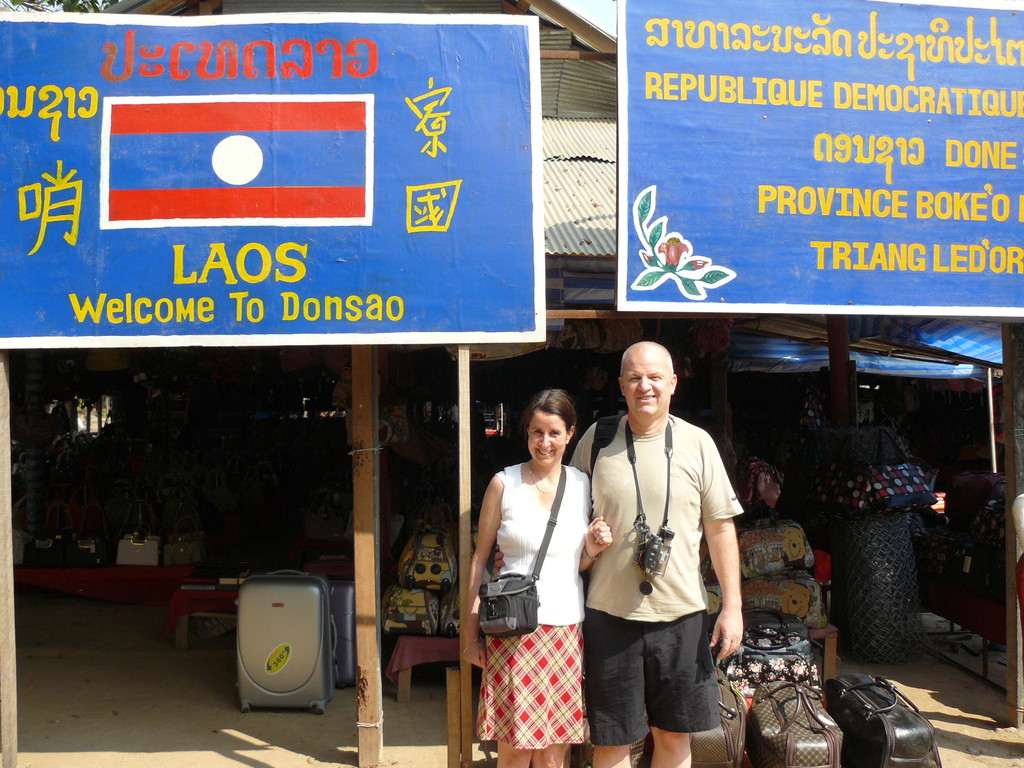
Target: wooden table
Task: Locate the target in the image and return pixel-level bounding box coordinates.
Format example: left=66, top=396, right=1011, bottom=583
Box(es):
left=384, top=635, right=461, bottom=702
left=809, top=624, right=840, bottom=681
left=165, top=587, right=238, bottom=649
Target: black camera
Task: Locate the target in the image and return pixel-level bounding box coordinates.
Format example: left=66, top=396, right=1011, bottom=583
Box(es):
left=635, top=525, right=675, bottom=578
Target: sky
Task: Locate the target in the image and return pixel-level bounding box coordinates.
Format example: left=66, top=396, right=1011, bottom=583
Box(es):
left=560, top=0, right=617, bottom=37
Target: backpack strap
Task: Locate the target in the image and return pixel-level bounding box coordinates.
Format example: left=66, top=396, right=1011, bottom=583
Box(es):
left=589, top=415, right=621, bottom=477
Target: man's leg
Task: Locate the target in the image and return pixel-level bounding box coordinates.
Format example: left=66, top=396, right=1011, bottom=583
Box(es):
left=591, top=744, right=633, bottom=768
left=649, top=727, right=692, bottom=768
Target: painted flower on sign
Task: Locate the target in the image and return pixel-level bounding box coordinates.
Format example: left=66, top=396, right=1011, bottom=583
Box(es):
left=631, top=185, right=736, bottom=300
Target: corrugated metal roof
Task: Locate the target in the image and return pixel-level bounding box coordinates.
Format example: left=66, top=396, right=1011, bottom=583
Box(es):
left=543, top=117, right=615, bottom=162
left=543, top=158, right=616, bottom=258
left=541, top=59, right=615, bottom=118
left=223, top=0, right=500, bottom=12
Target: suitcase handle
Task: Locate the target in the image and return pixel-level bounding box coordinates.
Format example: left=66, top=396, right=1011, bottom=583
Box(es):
left=844, top=677, right=900, bottom=716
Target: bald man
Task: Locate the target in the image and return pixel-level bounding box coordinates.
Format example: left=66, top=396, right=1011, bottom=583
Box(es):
left=570, top=341, right=743, bottom=768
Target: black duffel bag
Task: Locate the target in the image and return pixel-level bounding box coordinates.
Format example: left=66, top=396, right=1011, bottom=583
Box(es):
left=825, top=674, right=942, bottom=768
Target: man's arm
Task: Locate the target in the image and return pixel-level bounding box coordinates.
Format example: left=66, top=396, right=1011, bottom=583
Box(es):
left=704, top=516, right=743, bottom=660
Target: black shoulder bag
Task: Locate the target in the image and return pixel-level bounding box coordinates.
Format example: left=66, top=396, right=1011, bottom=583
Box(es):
left=479, top=467, right=566, bottom=638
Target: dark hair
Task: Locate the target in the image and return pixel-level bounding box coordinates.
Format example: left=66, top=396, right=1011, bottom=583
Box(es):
left=519, top=388, right=577, bottom=438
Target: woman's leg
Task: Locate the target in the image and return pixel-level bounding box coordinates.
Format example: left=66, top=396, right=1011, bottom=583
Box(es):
left=531, top=743, right=567, bottom=768
left=497, top=741, right=534, bottom=768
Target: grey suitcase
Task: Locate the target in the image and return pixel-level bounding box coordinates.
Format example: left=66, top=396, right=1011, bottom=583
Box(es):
left=237, top=572, right=335, bottom=714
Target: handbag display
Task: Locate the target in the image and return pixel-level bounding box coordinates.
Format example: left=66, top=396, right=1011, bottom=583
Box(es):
left=720, top=609, right=820, bottom=699
left=738, top=518, right=815, bottom=579
left=748, top=681, right=842, bottom=768
left=116, top=500, right=160, bottom=566
left=397, top=525, right=457, bottom=592
left=381, top=584, right=440, bottom=635
left=65, top=493, right=112, bottom=567
left=24, top=500, right=75, bottom=567
left=814, top=461, right=935, bottom=518
left=437, top=585, right=460, bottom=638
left=691, top=670, right=746, bottom=768
left=825, top=674, right=942, bottom=768
left=479, top=467, right=565, bottom=638
left=163, top=514, right=206, bottom=566
left=741, top=569, right=829, bottom=629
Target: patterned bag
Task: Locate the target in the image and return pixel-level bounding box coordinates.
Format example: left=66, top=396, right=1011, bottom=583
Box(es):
left=968, top=498, right=1005, bottom=548
left=814, top=462, right=935, bottom=518
left=738, top=518, right=815, bottom=579
left=397, top=525, right=457, bottom=591
left=720, top=618, right=820, bottom=700
left=748, top=682, right=841, bottom=768
left=741, top=570, right=828, bottom=629
left=381, top=584, right=439, bottom=635
left=437, top=586, right=460, bottom=638
left=691, top=671, right=747, bottom=768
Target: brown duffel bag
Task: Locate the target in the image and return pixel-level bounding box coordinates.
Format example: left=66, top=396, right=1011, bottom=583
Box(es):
left=692, top=671, right=746, bottom=768
left=748, top=681, right=841, bottom=768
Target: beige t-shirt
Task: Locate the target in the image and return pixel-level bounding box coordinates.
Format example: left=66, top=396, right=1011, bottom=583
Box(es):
left=570, top=415, right=742, bottom=621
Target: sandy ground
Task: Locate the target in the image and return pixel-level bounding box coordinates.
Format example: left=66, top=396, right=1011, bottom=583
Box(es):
left=10, top=591, right=1024, bottom=768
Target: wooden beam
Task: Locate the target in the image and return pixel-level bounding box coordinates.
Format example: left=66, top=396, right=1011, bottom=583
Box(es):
left=547, top=309, right=757, bottom=320
left=826, top=316, right=852, bottom=427
left=1002, top=324, right=1023, bottom=729
left=457, top=346, right=474, bottom=768
left=446, top=666, right=462, bottom=768
left=0, top=350, right=16, bottom=768
left=517, top=0, right=616, bottom=53
left=351, top=346, right=383, bottom=767
left=540, top=50, right=616, bottom=61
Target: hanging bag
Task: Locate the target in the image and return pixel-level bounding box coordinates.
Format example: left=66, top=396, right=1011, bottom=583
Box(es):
left=65, top=491, right=112, bottom=567
left=478, top=467, right=565, bottom=638
left=116, top=500, right=161, bottom=566
left=163, top=514, right=206, bottom=566
left=25, top=499, right=76, bottom=567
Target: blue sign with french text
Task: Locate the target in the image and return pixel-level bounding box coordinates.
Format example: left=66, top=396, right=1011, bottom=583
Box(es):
left=620, top=0, right=1024, bottom=316
left=0, top=13, right=542, bottom=347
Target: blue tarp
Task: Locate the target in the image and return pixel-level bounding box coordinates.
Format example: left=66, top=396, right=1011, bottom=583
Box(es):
left=728, top=330, right=992, bottom=379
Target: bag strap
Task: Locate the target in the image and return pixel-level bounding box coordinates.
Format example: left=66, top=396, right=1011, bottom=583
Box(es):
left=530, top=467, right=566, bottom=580
left=589, top=416, right=620, bottom=476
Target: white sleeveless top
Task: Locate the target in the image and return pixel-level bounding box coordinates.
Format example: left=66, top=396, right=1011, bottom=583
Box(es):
left=495, top=464, right=591, bottom=626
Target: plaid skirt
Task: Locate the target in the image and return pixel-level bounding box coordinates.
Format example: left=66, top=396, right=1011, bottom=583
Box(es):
left=477, top=623, right=586, bottom=749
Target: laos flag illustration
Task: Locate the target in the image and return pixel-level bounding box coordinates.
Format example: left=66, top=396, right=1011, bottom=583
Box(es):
left=100, top=94, right=373, bottom=228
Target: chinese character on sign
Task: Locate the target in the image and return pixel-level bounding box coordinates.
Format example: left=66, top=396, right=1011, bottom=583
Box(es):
left=407, top=180, right=463, bottom=233
left=18, top=160, right=82, bottom=256
left=405, top=77, right=452, bottom=158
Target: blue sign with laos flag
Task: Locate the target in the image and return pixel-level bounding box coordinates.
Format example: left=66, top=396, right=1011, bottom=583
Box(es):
left=620, top=0, right=1024, bottom=317
left=0, top=13, right=542, bottom=347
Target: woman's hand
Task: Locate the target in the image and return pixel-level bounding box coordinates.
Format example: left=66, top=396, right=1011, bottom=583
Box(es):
left=582, top=516, right=613, bottom=567
left=463, top=638, right=486, bottom=668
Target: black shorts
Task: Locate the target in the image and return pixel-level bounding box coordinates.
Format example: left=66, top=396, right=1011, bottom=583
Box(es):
left=583, top=607, right=718, bottom=746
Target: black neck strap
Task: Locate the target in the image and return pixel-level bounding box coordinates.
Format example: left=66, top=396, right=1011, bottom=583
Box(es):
left=625, top=420, right=673, bottom=534
left=531, top=466, right=566, bottom=579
